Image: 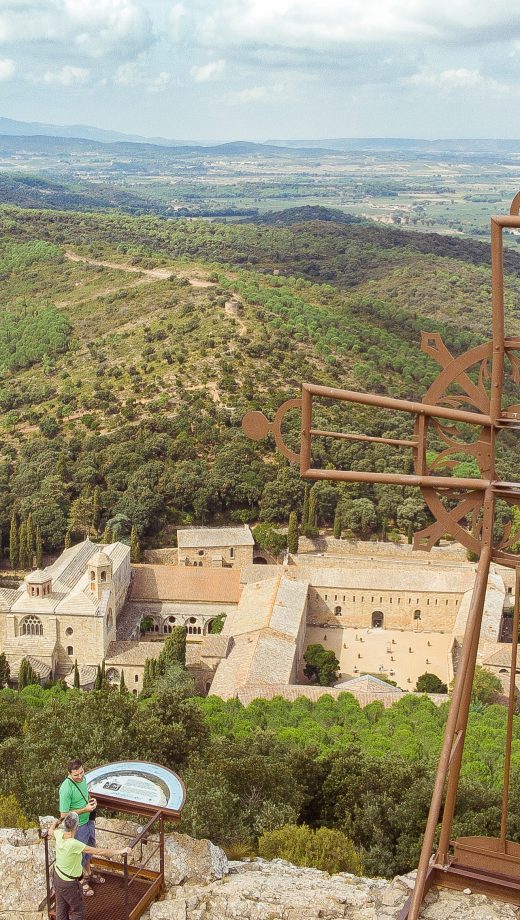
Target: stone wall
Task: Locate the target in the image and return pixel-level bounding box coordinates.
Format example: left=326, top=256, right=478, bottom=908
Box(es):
left=294, top=537, right=469, bottom=561
left=180, top=545, right=253, bottom=569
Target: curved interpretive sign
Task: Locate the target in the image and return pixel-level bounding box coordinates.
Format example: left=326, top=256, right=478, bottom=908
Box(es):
left=85, top=760, right=186, bottom=817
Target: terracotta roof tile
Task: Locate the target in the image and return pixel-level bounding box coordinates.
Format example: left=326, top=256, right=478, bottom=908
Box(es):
left=130, top=565, right=242, bottom=604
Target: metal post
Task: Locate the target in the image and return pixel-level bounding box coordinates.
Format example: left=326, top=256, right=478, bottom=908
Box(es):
left=43, top=831, right=52, bottom=917
left=406, top=502, right=494, bottom=920
left=123, top=853, right=130, bottom=920
left=500, top=567, right=520, bottom=848
left=159, top=814, right=165, bottom=879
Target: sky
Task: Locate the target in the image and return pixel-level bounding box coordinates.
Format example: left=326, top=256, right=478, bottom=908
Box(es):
left=1, top=0, right=520, bottom=141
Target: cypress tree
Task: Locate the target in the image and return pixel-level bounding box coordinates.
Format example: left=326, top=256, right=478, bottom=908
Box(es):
left=9, top=513, right=19, bottom=570
left=333, top=507, right=342, bottom=540
left=287, top=511, right=299, bottom=555
left=102, top=525, right=113, bottom=544
left=308, top=488, right=317, bottom=528
left=92, top=487, right=101, bottom=531
left=26, top=513, right=35, bottom=565
left=73, top=659, right=80, bottom=690
left=119, top=670, right=127, bottom=693
left=381, top=517, right=387, bottom=542
left=130, top=526, right=141, bottom=563
left=302, top=484, right=310, bottom=528
left=407, top=522, right=414, bottom=545
left=18, top=522, right=29, bottom=570
left=101, top=658, right=106, bottom=687
left=0, top=525, right=3, bottom=562
left=35, top=526, right=43, bottom=569
left=19, top=658, right=38, bottom=689
left=94, top=665, right=102, bottom=691
left=64, top=529, right=72, bottom=550
left=0, top=652, right=10, bottom=689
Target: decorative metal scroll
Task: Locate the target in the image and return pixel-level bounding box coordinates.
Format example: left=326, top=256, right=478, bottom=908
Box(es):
left=242, top=196, right=520, bottom=919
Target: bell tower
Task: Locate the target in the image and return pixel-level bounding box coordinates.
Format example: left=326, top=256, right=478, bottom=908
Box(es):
left=89, top=551, right=113, bottom=601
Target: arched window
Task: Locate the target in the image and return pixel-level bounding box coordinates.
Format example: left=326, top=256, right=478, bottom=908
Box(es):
left=21, top=615, right=43, bottom=637
left=101, top=571, right=107, bottom=582
left=334, top=606, right=342, bottom=616
left=371, top=611, right=384, bottom=629
left=90, top=570, right=95, bottom=580
left=67, top=646, right=74, bottom=656
left=106, top=668, right=119, bottom=683
left=414, top=610, right=421, bottom=621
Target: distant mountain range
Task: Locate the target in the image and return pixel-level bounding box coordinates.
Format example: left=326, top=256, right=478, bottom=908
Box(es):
left=2, top=117, right=520, bottom=155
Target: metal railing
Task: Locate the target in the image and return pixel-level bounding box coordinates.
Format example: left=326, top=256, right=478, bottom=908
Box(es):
left=42, top=810, right=164, bottom=920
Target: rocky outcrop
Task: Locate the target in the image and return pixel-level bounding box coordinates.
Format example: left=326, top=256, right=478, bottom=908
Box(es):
left=0, top=826, right=47, bottom=918
left=2, top=822, right=520, bottom=920
left=150, top=859, right=520, bottom=920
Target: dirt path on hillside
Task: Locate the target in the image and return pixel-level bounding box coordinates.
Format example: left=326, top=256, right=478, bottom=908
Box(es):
left=64, top=251, right=217, bottom=290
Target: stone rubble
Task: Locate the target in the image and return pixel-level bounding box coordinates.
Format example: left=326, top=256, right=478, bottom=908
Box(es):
left=0, top=822, right=518, bottom=920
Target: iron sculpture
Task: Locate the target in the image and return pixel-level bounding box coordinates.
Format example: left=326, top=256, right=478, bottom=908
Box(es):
left=242, top=196, right=520, bottom=916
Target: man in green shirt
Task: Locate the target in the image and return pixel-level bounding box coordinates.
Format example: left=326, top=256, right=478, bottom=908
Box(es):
left=49, top=812, right=130, bottom=919
left=59, top=758, right=99, bottom=895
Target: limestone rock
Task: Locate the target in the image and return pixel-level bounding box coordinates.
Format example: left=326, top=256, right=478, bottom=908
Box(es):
left=163, top=831, right=228, bottom=886
left=0, top=827, right=47, bottom=913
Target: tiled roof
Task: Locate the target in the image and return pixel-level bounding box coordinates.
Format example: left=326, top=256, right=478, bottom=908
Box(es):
left=483, top=645, right=514, bottom=668
left=200, top=635, right=234, bottom=658
left=105, top=640, right=162, bottom=667
left=334, top=674, right=402, bottom=693
left=64, top=665, right=98, bottom=688
left=241, top=563, right=475, bottom=594
left=177, top=526, right=254, bottom=548
left=0, top=586, right=24, bottom=610
left=10, top=656, right=51, bottom=680
left=130, top=565, right=242, bottom=604
left=234, top=684, right=446, bottom=708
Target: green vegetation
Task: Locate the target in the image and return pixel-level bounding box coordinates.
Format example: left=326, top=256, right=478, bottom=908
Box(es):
left=416, top=673, right=448, bottom=694
left=0, top=205, right=517, bottom=559
left=258, top=824, right=364, bottom=876
left=1, top=684, right=520, bottom=877
left=304, top=644, right=340, bottom=686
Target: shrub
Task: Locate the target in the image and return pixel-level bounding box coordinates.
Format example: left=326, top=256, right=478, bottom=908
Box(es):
left=416, top=673, right=448, bottom=694
left=258, top=824, right=364, bottom=876
left=0, top=794, right=35, bottom=829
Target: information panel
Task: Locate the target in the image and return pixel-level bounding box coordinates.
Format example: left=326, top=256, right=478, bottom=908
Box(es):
left=85, top=761, right=185, bottom=815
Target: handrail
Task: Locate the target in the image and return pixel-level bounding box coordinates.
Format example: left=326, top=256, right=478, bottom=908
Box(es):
left=127, top=842, right=161, bottom=889
left=128, top=810, right=162, bottom=849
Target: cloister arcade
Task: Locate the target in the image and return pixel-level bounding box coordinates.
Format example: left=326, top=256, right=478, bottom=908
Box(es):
left=140, top=613, right=216, bottom=638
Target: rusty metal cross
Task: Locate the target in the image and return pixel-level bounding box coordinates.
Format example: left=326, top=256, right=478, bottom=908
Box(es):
left=243, top=197, right=520, bottom=916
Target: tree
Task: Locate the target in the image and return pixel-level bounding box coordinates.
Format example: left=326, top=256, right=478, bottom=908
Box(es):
left=93, top=665, right=102, bottom=691
left=343, top=498, right=377, bottom=538
left=67, top=492, right=96, bottom=539
left=0, top=653, right=10, bottom=689
left=302, top=484, right=310, bottom=529
left=120, top=671, right=127, bottom=693
left=18, top=521, right=29, bottom=570
left=92, top=486, right=101, bottom=531
left=130, top=525, right=141, bottom=563
left=287, top=511, right=299, bottom=554
left=252, top=523, right=287, bottom=559
left=0, top=794, right=34, bottom=830
left=258, top=824, right=363, bottom=876
left=18, top=659, right=39, bottom=690
left=471, top=666, right=502, bottom=705
left=73, top=660, right=80, bottom=690
left=26, top=513, right=35, bottom=565
left=209, top=615, right=226, bottom=635
left=102, top=525, right=114, bottom=544
left=416, top=673, right=447, bottom=694
left=9, top=513, right=19, bottom=569
left=35, top=526, right=43, bottom=569
left=64, top=529, right=72, bottom=550
left=333, top=507, right=342, bottom=540
left=304, top=644, right=339, bottom=686
left=308, top=488, right=317, bottom=528
left=159, top=627, right=187, bottom=669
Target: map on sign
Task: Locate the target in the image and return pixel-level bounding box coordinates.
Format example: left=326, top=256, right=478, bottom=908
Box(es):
left=85, top=761, right=185, bottom=813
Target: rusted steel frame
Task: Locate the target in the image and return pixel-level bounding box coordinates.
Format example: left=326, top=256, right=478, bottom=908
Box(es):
left=406, top=497, right=494, bottom=920
left=398, top=867, right=435, bottom=920
left=436, top=585, right=487, bottom=866
left=500, top=567, right=520, bottom=849
left=159, top=814, right=165, bottom=878
left=129, top=875, right=165, bottom=920
left=300, top=466, right=489, bottom=490
left=127, top=842, right=161, bottom=889
left=128, top=810, right=162, bottom=849
left=124, top=854, right=130, bottom=920
left=300, top=384, right=312, bottom=477
left=302, top=382, right=492, bottom=427
left=309, top=428, right=418, bottom=448
left=491, top=218, right=506, bottom=425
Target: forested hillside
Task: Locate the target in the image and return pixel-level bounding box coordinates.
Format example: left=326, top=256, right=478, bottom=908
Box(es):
left=0, top=205, right=518, bottom=555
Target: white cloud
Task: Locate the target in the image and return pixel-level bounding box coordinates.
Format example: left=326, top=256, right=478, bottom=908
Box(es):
left=408, top=67, right=515, bottom=94
left=190, top=59, right=226, bottom=82
left=148, top=71, right=172, bottom=92
left=42, top=65, right=90, bottom=85
left=0, top=58, right=15, bottom=80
